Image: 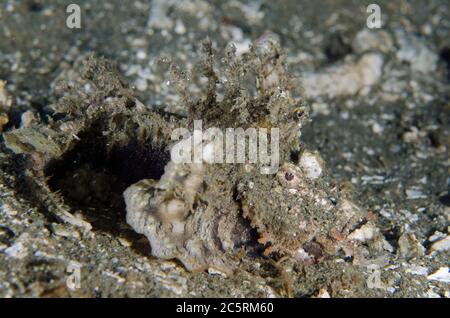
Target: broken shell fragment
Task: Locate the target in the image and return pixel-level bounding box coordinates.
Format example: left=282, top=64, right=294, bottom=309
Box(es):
left=298, top=151, right=324, bottom=179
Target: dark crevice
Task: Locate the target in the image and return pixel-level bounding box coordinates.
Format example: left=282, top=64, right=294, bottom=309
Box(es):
left=440, top=47, right=450, bottom=82
left=232, top=186, right=267, bottom=259
left=439, top=193, right=450, bottom=207
left=324, top=32, right=353, bottom=64
left=44, top=121, right=170, bottom=238
left=234, top=215, right=267, bottom=259
left=27, top=1, right=43, bottom=13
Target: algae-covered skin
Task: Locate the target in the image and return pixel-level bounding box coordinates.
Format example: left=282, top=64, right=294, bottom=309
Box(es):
left=124, top=38, right=317, bottom=273
left=124, top=38, right=380, bottom=273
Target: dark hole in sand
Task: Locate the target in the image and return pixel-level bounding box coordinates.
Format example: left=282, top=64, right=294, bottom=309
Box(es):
left=324, top=32, right=353, bottom=64
left=44, top=121, right=170, bottom=244
left=440, top=47, right=450, bottom=81
left=27, top=1, right=43, bottom=12
left=439, top=193, right=450, bottom=207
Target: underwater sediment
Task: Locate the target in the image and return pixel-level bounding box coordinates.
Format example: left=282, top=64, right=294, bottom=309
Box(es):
left=0, top=0, right=449, bottom=298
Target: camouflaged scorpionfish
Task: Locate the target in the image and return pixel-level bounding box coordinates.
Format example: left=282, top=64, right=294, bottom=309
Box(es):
left=3, top=36, right=386, bottom=275
left=124, top=36, right=386, bottom=274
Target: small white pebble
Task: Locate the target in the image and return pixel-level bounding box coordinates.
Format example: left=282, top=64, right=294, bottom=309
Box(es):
left=4, top=241, right=28, bottom=259
left=429, top=235, right=450, bottom=254
left=427, top=267, right=450, bottom=283
left=136, top=50, right=147, bottom=60
left=348, top=224, right=376, bottom=242
left=299, top=151, right=323, bottom=179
